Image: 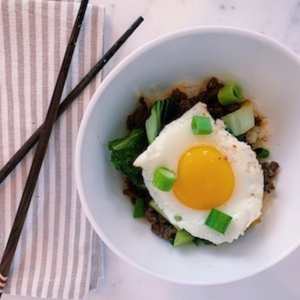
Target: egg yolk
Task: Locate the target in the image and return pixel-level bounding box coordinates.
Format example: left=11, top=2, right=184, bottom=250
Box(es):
left=173, top=145, right=234, bottom=210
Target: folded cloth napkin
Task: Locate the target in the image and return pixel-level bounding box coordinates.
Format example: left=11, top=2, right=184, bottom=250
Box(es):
left=0, top=0, right=105, bottom=299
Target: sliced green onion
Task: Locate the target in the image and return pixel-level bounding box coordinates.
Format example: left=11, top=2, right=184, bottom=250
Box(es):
left=174, top=215, right=182, bottom=222
left=152, top=167, right=177, bottom=191
left=254, top=148, right=270, bottom=158
left=205, top=208, right=232, bottom=234
left=218, top=82, right=244, bottom=106
left=191, top=116, right=212, bottom=135
left=133, top=198, right=145, bottom=218
left=173, top=229, right=195, bottom=247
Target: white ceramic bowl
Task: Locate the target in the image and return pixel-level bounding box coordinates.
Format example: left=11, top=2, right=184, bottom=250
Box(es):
left=75, top=26, right=300, bottom=285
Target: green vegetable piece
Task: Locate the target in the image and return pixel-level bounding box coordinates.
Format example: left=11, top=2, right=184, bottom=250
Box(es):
left=169, top=236, right=175, bottom=246
left=221, top=101, right=255, bottom=136
left=152, top=167, right=177, bottom=191
left=199, top=239, right=214, bottom=245
left=254, top=148, right=270, bottom=158
left=193, top=238, right=214, bottom=246
left=205, top=208, right=232, bottom=234
left=108, top=128, right=148, bottom=189
left=133, top=198, right=144, bottom=218
left=174, top=215, right=182, bottom=222
left=110, top=151, right=145, bottom=188
left=218, top=82, right=244, bottom=106
left=225, top=127, right=233, bottom=134
left=191, top=116, right=212, bottom=135
left=145, top=100, right=162, bottom=144
left=173, top=229, right=195, bottom=247
left=161, top=98, right=175, bottom=127
left=236, top=133, right=246, bottom=142
left=145, top=98, right=176, bottom=144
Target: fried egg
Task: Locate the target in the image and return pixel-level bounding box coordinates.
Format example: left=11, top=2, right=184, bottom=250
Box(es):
left=134, top=102, right=264, bottom=244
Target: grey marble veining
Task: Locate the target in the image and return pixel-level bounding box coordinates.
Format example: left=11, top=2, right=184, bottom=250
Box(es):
left=90, top=0, right=300, bottom=77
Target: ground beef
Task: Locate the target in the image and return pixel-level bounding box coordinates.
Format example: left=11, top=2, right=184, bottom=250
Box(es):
left=255, top=116, right=262, bottom=126
left=262, top=161, right=280, bottom=193
left=127, top=97, right=150, bottom=130
left=123, top=179, right=176, bottom=240
left=204, top=77, right=224, bottom=102
left=123, top=178, right=151, bottom=204
left=144, top=204, right=176, bottom=240
left=203, top=78, right=242, bottom=119
left=170, top=88, right=201, bottom=120
left=126, top=77, right=241, bottom=130
left=171, top=89, right=192, bottom=118
left=170, top=77, right=241, bottom=120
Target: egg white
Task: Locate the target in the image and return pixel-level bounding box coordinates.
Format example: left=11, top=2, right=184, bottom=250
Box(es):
left=134, top=102, right=264, bottom=244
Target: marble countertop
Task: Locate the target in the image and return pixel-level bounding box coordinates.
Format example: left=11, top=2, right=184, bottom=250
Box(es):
left=4, top=0, right=300, bottom=299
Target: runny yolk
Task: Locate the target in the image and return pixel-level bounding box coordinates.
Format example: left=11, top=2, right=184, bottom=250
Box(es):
left=173, top=145, right=234, bottom=210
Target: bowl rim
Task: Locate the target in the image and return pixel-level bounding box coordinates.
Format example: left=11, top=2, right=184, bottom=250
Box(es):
left=75, top=25, right=300, bottom=285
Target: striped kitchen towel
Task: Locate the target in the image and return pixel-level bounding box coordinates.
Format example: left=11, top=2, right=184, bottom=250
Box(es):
left=0, top=0, right=104, bottom=299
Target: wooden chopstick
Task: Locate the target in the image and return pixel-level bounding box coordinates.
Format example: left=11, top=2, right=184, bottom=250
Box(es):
left=0, top=0, right=89, bottom=297
left=0, top=16, right=144, bottom=185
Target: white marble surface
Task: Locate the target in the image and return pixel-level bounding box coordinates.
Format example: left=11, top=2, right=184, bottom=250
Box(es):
left=4, top=0, right=300, bottom=299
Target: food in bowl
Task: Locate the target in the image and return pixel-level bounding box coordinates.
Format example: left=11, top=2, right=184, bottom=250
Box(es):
left=134, top=103, right=264, bottom=245
left=108, top=77, right=279, bottom=247
left=76, top=26, right=300, bottom=284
